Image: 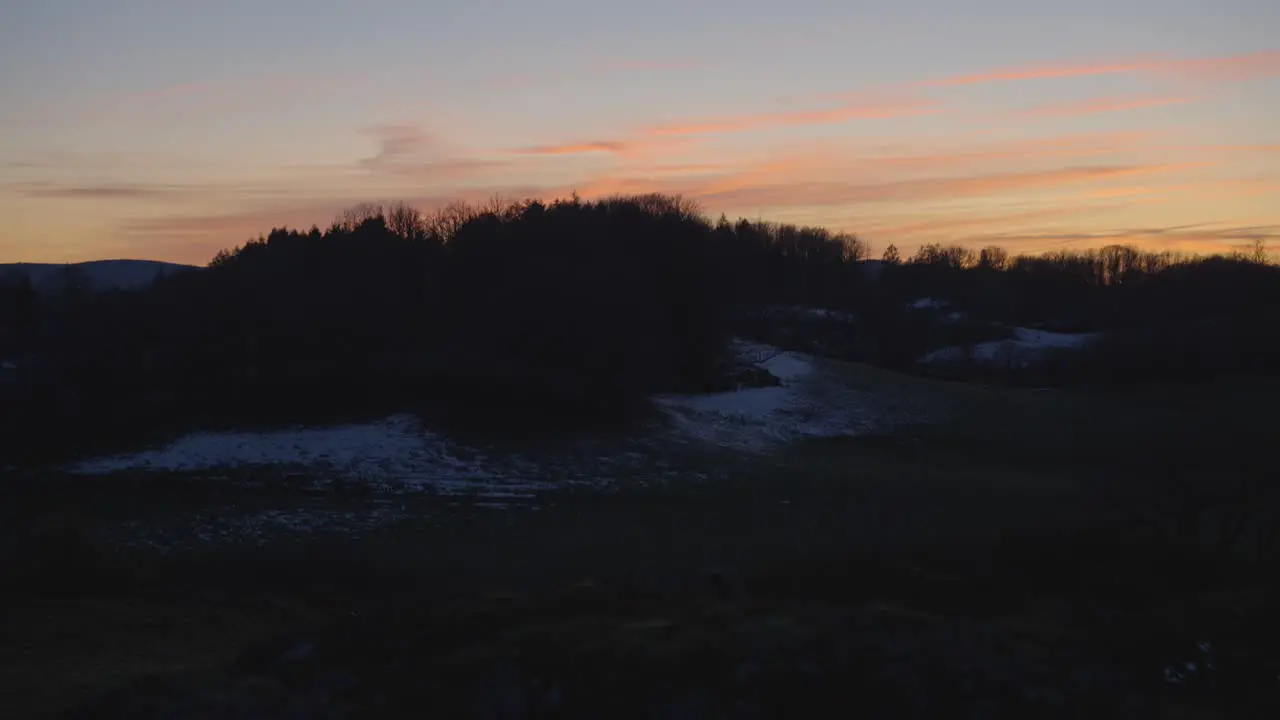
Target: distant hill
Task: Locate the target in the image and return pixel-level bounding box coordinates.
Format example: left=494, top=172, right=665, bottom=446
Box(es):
left=0, top=259, right=199, bottom=295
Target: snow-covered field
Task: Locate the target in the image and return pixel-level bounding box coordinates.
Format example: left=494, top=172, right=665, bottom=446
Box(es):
left=72, top=340, right=877, bottom=483
left=918, top=327, right=1098, bottom=368
left=67, top=339, right=889, bottom=547
left=71, top=414, right=558, bottom=493
left=66, top=339, right=886, bottom=500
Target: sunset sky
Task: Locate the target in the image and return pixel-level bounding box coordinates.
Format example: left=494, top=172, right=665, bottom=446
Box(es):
left=2, top=1, right=1278, bottom=265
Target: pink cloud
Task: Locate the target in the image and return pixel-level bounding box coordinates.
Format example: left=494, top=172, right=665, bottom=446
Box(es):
left=511, top=137, right=693, bottom=159
left=691, top=164, right=1197, bottom=208
left=921, top=50, right=1280, bottom=87
left=516, top=141, right=632, bottom=156
left=1159, top=50, right=1280, bottom=82
left=1017, top=95, right=1193, bottom=118
left=643, top=97, right=941, bottom=137
left=924, top=60, right=1162, bottom=87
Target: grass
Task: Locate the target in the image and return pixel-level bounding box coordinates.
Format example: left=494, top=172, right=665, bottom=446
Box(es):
left=2, top=364, right=1278, bottom=717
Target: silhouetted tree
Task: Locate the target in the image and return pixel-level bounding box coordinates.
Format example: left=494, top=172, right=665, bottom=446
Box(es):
left=6, top=192, right=1279, bottom=464
left=978, top=246, right=1009, bottom=271
left=1248, top=238, right=1269, bottom=265
left=882, top=244, right=901, bottom=265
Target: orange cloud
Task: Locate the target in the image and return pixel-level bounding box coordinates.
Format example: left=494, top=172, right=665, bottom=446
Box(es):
left=516, top=141, right=632, bottom=156
left=866, top=205, right=1124, bottom=238
left=512, top=137, right=692, bottom=159
left=635, top=163, right=728, bottom=176
left=922, top=50, right=1280, bottom=87
left=1160, top=50, right=1280, bottom=82
left=1018, top=95, right=1193, bottom=118
left=643, top=97, right=940, bottom=137
left=962, top=224, right=1280, bottom=256
left=692, top=164, right=1196, bottom=208
left=924, top=60, right=1161, bottom=87
left=853, top=131, right=1158, bottom=170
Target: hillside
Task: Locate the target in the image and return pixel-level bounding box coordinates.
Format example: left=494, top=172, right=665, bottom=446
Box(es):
left=0, top=259, right=198, bottom=295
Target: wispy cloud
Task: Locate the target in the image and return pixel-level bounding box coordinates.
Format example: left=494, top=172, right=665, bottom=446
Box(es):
left=516, top=141, right=632, bottom=156
left=921, top=50, right=1280, bottom=87
left=1159, top=50, right=1280, bottom=83
left=864, top=204, right=1130, bottom=238
left=15, top=182, right=192, bottom=200
left=691, top=164, right=1195, bottom=208
left=359, top=124, right=507, bottom=178
left=923, top=60, right=1161, bottom=87
left=509, top=97, right=936, bottom=160
left=852, top=131, right=1159, bottom=170
left=511, top=137, right=692, bottom=159
left=359, top=124, right=438, bottom=172
left=643, top=96, right=940, bottom=137
left=1017, top=95, right=1193, bottom=118
left=965, top=223, right=1280, bottom=254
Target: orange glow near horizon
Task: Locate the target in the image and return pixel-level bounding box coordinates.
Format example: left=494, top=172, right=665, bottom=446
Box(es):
left=2, top=26, right=1278, bottom=266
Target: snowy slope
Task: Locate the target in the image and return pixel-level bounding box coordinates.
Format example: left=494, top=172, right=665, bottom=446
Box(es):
left=653, top=340, right=881, bottom=451
left=918, top=327, right=1098, bottom=368
left=70, top=340, right=890, bottom=485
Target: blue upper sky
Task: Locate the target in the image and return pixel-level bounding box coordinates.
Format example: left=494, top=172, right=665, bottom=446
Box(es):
left=2, top=0, right=1277, bottom=263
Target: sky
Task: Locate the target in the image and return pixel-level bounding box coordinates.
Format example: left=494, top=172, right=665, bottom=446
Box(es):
left=1, top=1, right=1278, bottom=265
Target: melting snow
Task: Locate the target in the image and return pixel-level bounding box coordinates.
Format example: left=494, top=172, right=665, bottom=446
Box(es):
left=68, top=414, right=575, bottom=498
left=919, top=327, right=1098, bottom=368
left=69, top=340, right=879, bottom=485
left=75, top=415, right=453, bottom=476
left=655, top=341, right=875, bottom=452
left=68, top=339, right=901, bottom=548
left=759, top=351, right=814, bottom=382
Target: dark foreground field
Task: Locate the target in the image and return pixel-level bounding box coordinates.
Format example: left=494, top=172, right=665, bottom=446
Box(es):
left=3, top=366, right=1278, bottom=718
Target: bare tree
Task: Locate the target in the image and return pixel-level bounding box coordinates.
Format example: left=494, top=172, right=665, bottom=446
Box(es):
left=1248, top=237, right=1269, bottom=265
left=428, top=201, right=479, bottom=242
left=337, top=203, right=385, bottom=232
left=913, top=243, right=976, bottom=269
left=882, top=244, right=902, bottom=265
left=386, top=202, right=426, bottom=240
left=839, top=233, right=870, bottom=262
left=1099, top=244, right=1141, bottom=285
left=978, top=246, right=1009, bottom=271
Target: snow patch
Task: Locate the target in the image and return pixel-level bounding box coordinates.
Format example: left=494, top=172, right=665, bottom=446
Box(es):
left=656, top=341, right=875, bottom=451
left=919, top=327, right=1098, bottom=367
left=760, top=352, right=814, bottom=382
left=68, top=414, right=566, bottom=497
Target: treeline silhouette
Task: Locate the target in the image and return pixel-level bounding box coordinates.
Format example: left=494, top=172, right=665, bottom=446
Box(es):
left=1, top=192, right=1276, bottom=463
left=1, top=194, right=870, bottom=461
left=863, top=241, right=1280, bottom=384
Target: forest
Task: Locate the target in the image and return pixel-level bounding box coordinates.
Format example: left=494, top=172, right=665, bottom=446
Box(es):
left=2, top=192, right=1277, bottom=463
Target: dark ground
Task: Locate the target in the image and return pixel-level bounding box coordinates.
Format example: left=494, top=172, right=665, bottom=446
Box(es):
left=3, top=366, right=1278, bottom=718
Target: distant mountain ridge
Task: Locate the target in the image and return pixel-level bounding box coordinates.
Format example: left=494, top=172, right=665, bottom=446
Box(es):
left=0, top=259, right=199, bottom=294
